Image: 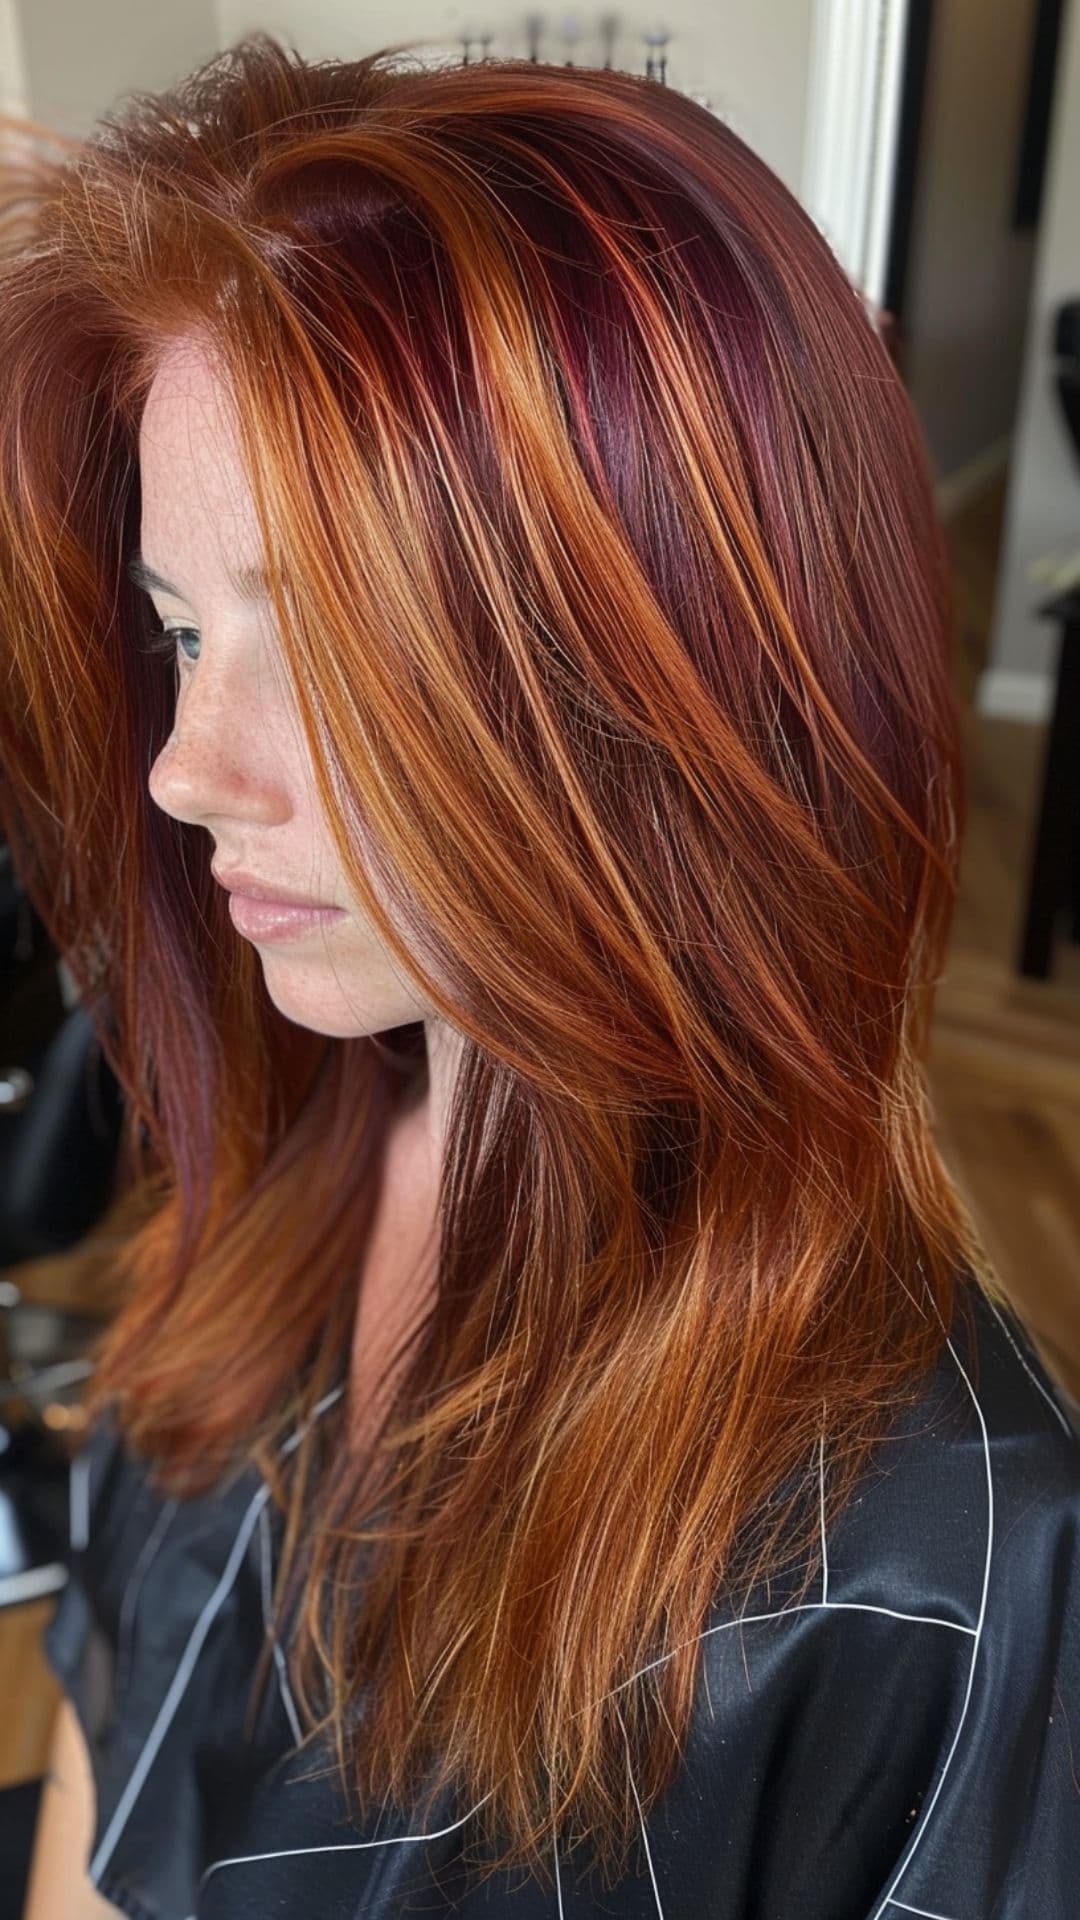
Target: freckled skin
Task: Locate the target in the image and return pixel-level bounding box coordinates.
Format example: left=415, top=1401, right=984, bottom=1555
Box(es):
left=140, top=337, right=461, bottom=1377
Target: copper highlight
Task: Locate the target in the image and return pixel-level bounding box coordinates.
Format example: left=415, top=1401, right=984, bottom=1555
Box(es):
left=0, top=34, right=1003, bottom=1892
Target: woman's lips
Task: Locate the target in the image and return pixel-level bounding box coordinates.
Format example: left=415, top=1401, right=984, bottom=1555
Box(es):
left=227, top=892, right=348, bottom=942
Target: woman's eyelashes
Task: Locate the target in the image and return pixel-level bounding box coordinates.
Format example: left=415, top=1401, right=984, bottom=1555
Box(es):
left=136, top=616, right=200, bottom=668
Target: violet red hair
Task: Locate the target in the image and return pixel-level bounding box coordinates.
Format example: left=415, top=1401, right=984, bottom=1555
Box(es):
left=0, top=34, right=1000, bottom=1888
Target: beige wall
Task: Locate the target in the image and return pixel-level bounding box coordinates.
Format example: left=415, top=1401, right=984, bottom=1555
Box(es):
left=216, top=2, right=817, bottom=199
left=979, top=0, right=1080, bottom=715
left=15, top=0, right=217, bottom=137
left=4, top=0, right=821, bottom=235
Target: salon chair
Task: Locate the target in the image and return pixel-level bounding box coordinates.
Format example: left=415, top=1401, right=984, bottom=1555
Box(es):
left=0, top=839, right=125, bottom=1916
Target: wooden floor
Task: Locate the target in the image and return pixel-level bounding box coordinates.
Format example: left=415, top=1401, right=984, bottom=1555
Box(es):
left=929, top=470, right=1080, bottom=1402
left=5, top=466, right=1080, bottom=1801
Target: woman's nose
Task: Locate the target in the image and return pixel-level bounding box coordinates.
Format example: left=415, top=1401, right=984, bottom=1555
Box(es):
left=147, top=666, right=291, bottom=830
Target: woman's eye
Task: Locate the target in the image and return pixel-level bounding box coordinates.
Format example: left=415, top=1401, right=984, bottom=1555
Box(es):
left=136, top=620, right=200, bottom=668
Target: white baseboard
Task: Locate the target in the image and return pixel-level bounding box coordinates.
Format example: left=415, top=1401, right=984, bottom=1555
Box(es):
left=974, top=666, right=1052, bottom=722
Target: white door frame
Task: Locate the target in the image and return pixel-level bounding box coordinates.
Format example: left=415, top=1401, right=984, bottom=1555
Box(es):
left=801, top=0, right=913, bottom=310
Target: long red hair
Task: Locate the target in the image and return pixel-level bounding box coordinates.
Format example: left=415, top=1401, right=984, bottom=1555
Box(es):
left=0, top=34, right=1001, bottom=1890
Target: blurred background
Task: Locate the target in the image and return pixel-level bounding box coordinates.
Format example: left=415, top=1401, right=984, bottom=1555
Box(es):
left=1, top=0, right=1079, bottom=1908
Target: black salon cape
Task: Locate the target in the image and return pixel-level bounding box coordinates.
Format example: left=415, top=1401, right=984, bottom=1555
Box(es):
left=43, top=1279, right=1080, bottom=1920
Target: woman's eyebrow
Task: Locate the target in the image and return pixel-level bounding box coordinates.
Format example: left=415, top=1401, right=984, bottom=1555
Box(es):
left=126, top=551, right=182, bottom=597
left=125, top=548, right=271, bottom=603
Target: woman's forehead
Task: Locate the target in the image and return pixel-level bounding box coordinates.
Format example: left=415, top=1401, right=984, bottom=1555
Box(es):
left=138, top=359, right=260, bottom=586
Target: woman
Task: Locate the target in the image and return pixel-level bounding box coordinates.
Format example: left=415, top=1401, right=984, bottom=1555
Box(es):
left=2, top=33, right=1077, bottom=1920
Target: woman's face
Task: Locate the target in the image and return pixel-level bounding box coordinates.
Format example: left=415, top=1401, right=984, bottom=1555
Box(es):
left=140, top=337, right=429, bottom=1041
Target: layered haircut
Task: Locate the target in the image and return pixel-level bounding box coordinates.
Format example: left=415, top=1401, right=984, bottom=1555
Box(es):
left=0, top=34, right=1001, bottom=1890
